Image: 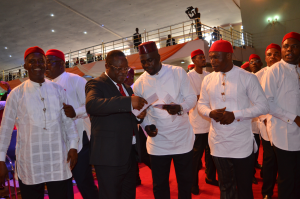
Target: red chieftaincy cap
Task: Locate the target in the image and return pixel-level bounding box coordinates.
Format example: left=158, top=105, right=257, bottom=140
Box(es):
left=241, top=62, right=249, bottom=69
left=282, top=32, right=300, bottom=44
left=191, top=49, right=204, bottom=59
left=46, top=49, right=65, bottom=62
left=24, top=46, right=45, bottom=60
left=265, top=43, right=281, bottom=54
left=209, top=39, right=233, bottom=53
left=138, top=41, right=158, bottom=54
left=249, top=54, right=261, bottom=62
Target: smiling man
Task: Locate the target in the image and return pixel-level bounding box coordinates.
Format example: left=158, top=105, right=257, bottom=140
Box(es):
left=262, top=32, right=300, bottom=199
left=45, top=49, right=99, bottom=199
left=198, top=40, right=269, bottom=199
left=0, top=46, right=79, bottom=199
left=133, top=41, right=197, bottom=199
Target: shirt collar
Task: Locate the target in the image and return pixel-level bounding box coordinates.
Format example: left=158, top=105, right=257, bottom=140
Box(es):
left=53, top=71, right=67, bottom=83
left=105, top=72, right=118, bottom=86
left=28, top=79, right=46, bottom=87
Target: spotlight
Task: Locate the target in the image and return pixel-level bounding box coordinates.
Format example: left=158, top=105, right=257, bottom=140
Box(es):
left=4, top=47, right=7, bottom=49
left=9, top=55, right=12, bottom=57
left=274, top=16, right=279, bottom=21
left=52, top=30, right=55, bottom=32
left=84, top=31, right=87, bottom=34
left=50, top=14, right=54, bottom=17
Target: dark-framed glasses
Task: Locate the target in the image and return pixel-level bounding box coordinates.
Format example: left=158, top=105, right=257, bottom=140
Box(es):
left=110, top=64, right=130, bottom=72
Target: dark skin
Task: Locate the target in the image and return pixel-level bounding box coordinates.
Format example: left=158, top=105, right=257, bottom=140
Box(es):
left=140, top=51, right=181, bottom=136
left=249, top=58, right=262, bottom=73
left=0, top=53, right=78, bottom=187
left=265, top=48, right=281, bottom=67
left=282, top=38, right=300, bottom=127
left=209, top=51, right=235, bottom=125
left=105, top=56, right=148, bottom=115
left=192, top=54, right=206, bottom=100
left=45, top=55, right=77, bottom=118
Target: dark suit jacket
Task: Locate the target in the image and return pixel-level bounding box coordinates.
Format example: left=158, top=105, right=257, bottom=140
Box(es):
left=85, top=73, right=141, bottom=166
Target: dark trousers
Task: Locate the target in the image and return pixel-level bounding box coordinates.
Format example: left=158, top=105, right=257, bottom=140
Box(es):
left=136, top=127, right=151, bottom=182
left=95, top=145, right=137, bottom=199
left=67, top=131, right=99, bottom=199
left=150, top=150, right=193, bottom=199
left=253, top=133, right=260, bottom=175
left=19, top=178, right=69, bottom=199
left=261, top=138, right=277, bottom=196
left=212, top=153, right=254, bottom=199
left=192, top=133, right=216, bottom=188
left=274, top=145, right=300, bottom=199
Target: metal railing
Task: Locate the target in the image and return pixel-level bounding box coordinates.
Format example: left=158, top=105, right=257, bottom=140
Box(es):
left=1, top=19, right=252, bottom=81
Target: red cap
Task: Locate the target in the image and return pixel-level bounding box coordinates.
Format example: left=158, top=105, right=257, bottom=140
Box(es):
left=282, top=32, right=300, bottom=44
left=241, top=62, right=249, bottom=69
left=265, top=43, right=281, bottom=54
left=138, top=41, right=158, bottom=54
left=46, top=49, right=65, bottom=62
left=188, top=64, right=195, bottom=69
left=24, top=46, right=45, bottom=60
left=249, top=54, right=261, bottom=62
left=209, top=39, right=233, bottom=53
left=191, top=49, right=204, bottom=59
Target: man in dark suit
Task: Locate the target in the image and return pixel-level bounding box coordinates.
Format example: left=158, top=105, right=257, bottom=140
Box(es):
left=85, top=50, right=148, bottom=199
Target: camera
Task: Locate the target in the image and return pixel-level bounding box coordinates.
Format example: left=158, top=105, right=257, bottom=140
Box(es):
left=185, top=6, right=194, bottom=15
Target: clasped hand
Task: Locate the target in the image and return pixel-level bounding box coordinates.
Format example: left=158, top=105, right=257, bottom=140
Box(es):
left=162, top=104, right=181, bottom=115
left=209, top=107, right=235, bottom=125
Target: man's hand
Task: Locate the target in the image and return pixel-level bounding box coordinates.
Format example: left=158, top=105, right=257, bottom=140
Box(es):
left=145, top=125, right=158, bottom=137
left=219, top=111, right=235, bottom=125
left=294, top=116, right=300, bottom=127
left=67, top=149, right=78, bottom=170
left=209, top=107, right=226, bottom=121
left=63, top=103, right=76, bottom=118
left=0, top=162, right=8, bottom=188
left=162, top=104, right=181, bottom=115
left=264, top=119, right=267, bottom=126
left=131, top=96, right=148, bottom=111
left=137, top=109, right=147, bottom=119
left=197, top=95, right=200, bottom=101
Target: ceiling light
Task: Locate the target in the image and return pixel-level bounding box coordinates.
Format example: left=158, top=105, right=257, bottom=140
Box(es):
left=274, top=16, right=279, bottom=21
left=4, top=47, right=7, bottom=49
left=101, top=24, right=104, bottom=27
left=267, top=17, right=272, bottom=22
left=84, top=31, right=87, bottom=34
left=50, top=14, right=54, bottom=17
left=52, top=30, right=55, bottom=32
left=181, top=61, right=185, bottom=64
left=9, top=55, right=12, bottom=57
left=79, top=51, right=81, bottom=53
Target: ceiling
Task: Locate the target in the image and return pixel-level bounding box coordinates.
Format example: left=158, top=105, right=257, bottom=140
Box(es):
left=0, top=0, right=241, bottom=70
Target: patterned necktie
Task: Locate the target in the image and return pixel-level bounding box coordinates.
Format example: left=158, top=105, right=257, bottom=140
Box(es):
left=117, top=83, right=135, bottom=136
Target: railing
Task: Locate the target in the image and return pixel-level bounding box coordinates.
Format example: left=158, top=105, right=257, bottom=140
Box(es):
left=1, top=19, right=252, bottom=81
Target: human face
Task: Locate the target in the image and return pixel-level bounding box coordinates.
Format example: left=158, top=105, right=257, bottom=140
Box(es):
left=140, top=51, right=161, bottom=75
left=282, top=38, right=300, bottom=65
left=249, top=58, right=262, bottom=73
left=105, top=56, right=129, bottom=84
left=209, top=51, right=232, bottom=72
left=265, top=48, right=281, bottom=67
left=45, top=55, right=64, bottom=79
left=24, top=53, right=46, bottom=83
left=192, top=54, right=206, bottom=68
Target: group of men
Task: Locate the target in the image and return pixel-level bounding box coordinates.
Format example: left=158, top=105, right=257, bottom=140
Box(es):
left=0, top=31, right=299, bottom=199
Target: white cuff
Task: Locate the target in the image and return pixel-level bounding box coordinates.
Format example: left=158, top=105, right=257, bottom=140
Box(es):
left=233, top=110, right=243, bottom=121
left=69, top=140, right=78, bottom=151
left=286, top=112, right=297, bottom=124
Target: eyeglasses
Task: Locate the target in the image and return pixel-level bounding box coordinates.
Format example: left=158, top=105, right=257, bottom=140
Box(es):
left=141, top=58, right=154, bottom=65
left=109, top=64, right=130, bottom=72
left=250, top=60, right=261, bottom=64
left=46, top=60, right=62, bottom=65
left=28, top=59, right=45, bottom=64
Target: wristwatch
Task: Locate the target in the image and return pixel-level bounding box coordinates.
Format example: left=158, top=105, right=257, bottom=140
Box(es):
left=177, top=105, right=183, bottom=115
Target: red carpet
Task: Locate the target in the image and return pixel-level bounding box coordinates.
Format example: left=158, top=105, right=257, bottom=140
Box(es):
left=46, top=142, right=278, bottom=199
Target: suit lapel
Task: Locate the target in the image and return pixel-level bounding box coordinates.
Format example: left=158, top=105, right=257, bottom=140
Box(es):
left=123, top=84, right=133, bottom=96
left=100, top=73, right=122, bottom=97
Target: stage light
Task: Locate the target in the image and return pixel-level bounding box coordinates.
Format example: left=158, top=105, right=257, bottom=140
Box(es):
left=4, top=47, right=7, bottom=49
left=79, top=51, right=81, bottom=53
left=274, top=16, right=279, bottom=21
left=101, top=24, right=104, bottom=27
left=267, top=17, right=272, bottom=23
left=9, top=55, right=12, bottom=57
left=181, top=61, right=185, bottom=64
left=52, top=30, right=55, bottom=32
left=84, top=31, right=87, bottom=34
left=51, top=14, right=54, bottom=17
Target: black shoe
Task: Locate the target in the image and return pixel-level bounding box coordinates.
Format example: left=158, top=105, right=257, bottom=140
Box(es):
left=205, top=178, right=219, bottom=186
left=136, top=179, right=141, bottom=186
left=263, top=195, right=272, bottom=199
left=255, top=163, right=263, bottom=169
left=252, top=177, right=258, bottom=184
left=191, top=186, right=200, bottom=195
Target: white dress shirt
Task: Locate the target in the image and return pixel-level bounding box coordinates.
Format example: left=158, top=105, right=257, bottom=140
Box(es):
left=262, top=59, right=300, bottom=151
left=198, top=66, right=269, bottom=158
left=52, top=72, right=91, bottom=152
left=133, top=64, right=197, bottom=155
left=105, top=72, right=136, bottom=144
left=187, top=69, right=211, bottom=134
left=0, top=79, right=79, bottom=185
